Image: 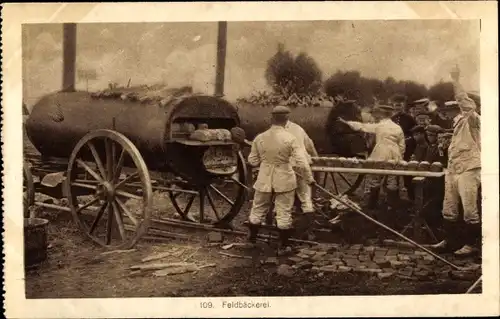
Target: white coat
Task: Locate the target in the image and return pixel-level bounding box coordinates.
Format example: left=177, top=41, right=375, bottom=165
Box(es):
left=346, top=118, right=406, bottom=161
left=248, top=125, right=313, bottom=193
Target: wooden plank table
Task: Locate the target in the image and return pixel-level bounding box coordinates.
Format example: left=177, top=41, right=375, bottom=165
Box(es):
left=310, top=166, right=446, bottom=243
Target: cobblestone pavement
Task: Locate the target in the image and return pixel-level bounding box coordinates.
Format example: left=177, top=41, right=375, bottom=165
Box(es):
left=255, top=243, right=481, bottom=282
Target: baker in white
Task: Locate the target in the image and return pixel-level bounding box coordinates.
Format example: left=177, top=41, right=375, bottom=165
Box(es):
left=431, top=66, right=481, bottom=257
left=284, top=119, right=318, bottom=213
left=338, top=104, right=406, bottom=209
left=247, top=105, right=315, bottom=255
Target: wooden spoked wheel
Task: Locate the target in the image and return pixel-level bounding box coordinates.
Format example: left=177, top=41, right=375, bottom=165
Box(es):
left=168, top=151, right=248, bottom=227
left=317, top=155, right=367, bottom=197
left=319, top=171, right=365, bottom=196
left=66, top=129, right=153, bottom=249
left=23, top=162, right=35, bottom=218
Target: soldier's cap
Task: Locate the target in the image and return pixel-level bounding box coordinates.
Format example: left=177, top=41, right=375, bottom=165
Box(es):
left=442, top=101, right=460, bottom=109
left=271, top=105, right=291, bottom=114
left=426, top=125, right=445, bottom=134
left=413, top=98, right=430, bottom=106
left=411, top=125, right=426, bottom=134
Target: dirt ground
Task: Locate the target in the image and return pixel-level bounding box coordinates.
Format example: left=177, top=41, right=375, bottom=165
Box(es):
left=25, top=208, right=478, bottom=299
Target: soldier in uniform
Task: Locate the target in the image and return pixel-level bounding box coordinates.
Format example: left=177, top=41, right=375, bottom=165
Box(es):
left=284, top=120, right=319, bottom=214
left=339, top=105, right=405, bottom=209
left=431, top=66, right=481, bottom=256
left=410, top=125, right=428, bottom=162
left=391, top=94, right=417, bottom=200
left=247, top=105, right=315, bottom=255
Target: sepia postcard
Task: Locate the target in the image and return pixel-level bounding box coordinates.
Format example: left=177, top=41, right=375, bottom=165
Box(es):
left=2, top=2, right=499, bottom=318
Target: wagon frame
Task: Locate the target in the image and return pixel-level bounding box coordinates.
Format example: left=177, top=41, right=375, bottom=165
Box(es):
left=23, top=90, right=252, bottom=250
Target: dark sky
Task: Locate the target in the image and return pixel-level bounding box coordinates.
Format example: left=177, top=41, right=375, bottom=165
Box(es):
left=22, top=20, right=479, bottom=107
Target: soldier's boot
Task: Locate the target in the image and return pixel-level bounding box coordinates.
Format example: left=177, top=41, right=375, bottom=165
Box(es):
left=454, top=223, right=481, bottom=257
left=277, top=229, right=294, bottom=256
left=246, top=223, right=260, bottom=248
left=431, top=219, right=461, bottom=252
left=365, top=187, right=380, bottom=210
left=386, top=189, right=400, bottom=210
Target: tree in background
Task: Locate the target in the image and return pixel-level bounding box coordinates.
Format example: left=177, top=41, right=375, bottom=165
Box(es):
left=324, top=71, right=429, bottom=107
left=428, top=81, right=454, bottom=108
left=265, top=43, right=322, bottom=97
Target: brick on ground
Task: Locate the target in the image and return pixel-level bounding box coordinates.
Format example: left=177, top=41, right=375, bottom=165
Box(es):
left=358, top=254, right=371, bottom=262
left=384, top=255, right=398, bottom=262
left=398, top=254, right=411, bottom=261
left=377, top=272, right=394, bottom=280
left=414, top=269, right=431, bottom=280
left=398, top=267, right=413, bottom=277
left=390, top=260, right=405, bottom=269
left=288, top=256, right=302, bottom=263
left=320, top=265, right=338, bottom=272
left=337, top=266, right=353, bottom=272
left=374, top=258, right=391, bottom=268
left=386, top=249, right=399, bottom=256
left=296, top=253, right=311, bottom=259
left=363, top=246, right=376, bottom=254
left=299, top=248, right=317, bottom=256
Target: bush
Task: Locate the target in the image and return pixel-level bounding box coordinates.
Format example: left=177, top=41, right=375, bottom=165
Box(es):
left=265, top=43, right=322, bottom=97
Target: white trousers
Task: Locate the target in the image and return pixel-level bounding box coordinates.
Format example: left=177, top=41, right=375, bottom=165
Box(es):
left=296, top=176, right=314, bottom=213
left=442, top=168, right=481, bottom=224
left=249, top=190, right=295, bottom=229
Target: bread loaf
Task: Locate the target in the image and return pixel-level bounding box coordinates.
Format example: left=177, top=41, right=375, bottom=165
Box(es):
left=396, top=160, right=408, bottom=170
left=190, top=129, right=214, bottom=142
left=386, top=160, right=397, bottom=170
left=330, top=157, right=341, bottom=167
left=373, top=160, right=385, bottom=169
left=407, top=161, right=419, bottom=171
left=418, top=161, right=431, bottom=171
left=363, top=159, right=375, bottom=169
left=343, top=158, right=354, bottom=168
left=182, top=123, right=196, bottom=134
left=430, top=162, right=444, bottom=172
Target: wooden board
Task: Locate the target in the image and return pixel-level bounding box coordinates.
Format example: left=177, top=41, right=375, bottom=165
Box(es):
left=311, top=166, right=445, bottom=178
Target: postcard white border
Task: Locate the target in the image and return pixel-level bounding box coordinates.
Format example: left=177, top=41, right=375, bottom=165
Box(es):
left=2, top=2, right=499, bottom=318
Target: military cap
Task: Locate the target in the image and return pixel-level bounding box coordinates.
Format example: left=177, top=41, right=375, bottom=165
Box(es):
left=271, top=105, right=291, bottom=114
left=426, top=125, right=444, bottom=134
left=413, top=98, right=430, bottom=106
left=443, top=101, right=460, bottom=109
left=410, top=125, right=426, bottom=134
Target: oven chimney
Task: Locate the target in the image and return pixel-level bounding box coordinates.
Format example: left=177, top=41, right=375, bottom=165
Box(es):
left=214, top=21, right=227, bottom=98
left=62, top=23, right=77, bottom=92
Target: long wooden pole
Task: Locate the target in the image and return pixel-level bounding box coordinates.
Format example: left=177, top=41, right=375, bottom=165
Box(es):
left=62, top=23, right=77, bottom=92
left=214, top=21, right=227, bottom=97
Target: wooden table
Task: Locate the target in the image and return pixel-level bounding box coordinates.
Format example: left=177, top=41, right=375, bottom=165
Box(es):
left=311, top=166, right=446, bottom=243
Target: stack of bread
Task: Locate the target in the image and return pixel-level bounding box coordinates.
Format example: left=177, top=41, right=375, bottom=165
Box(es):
left=189, top=124, right=232, bottom=142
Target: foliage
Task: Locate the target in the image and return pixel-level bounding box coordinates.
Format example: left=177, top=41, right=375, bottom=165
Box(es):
left=324, top=71, right=429, bottom=107
left=428, top=81, right=455, bottom=108
left=265, top=43, right=322, bottom=97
